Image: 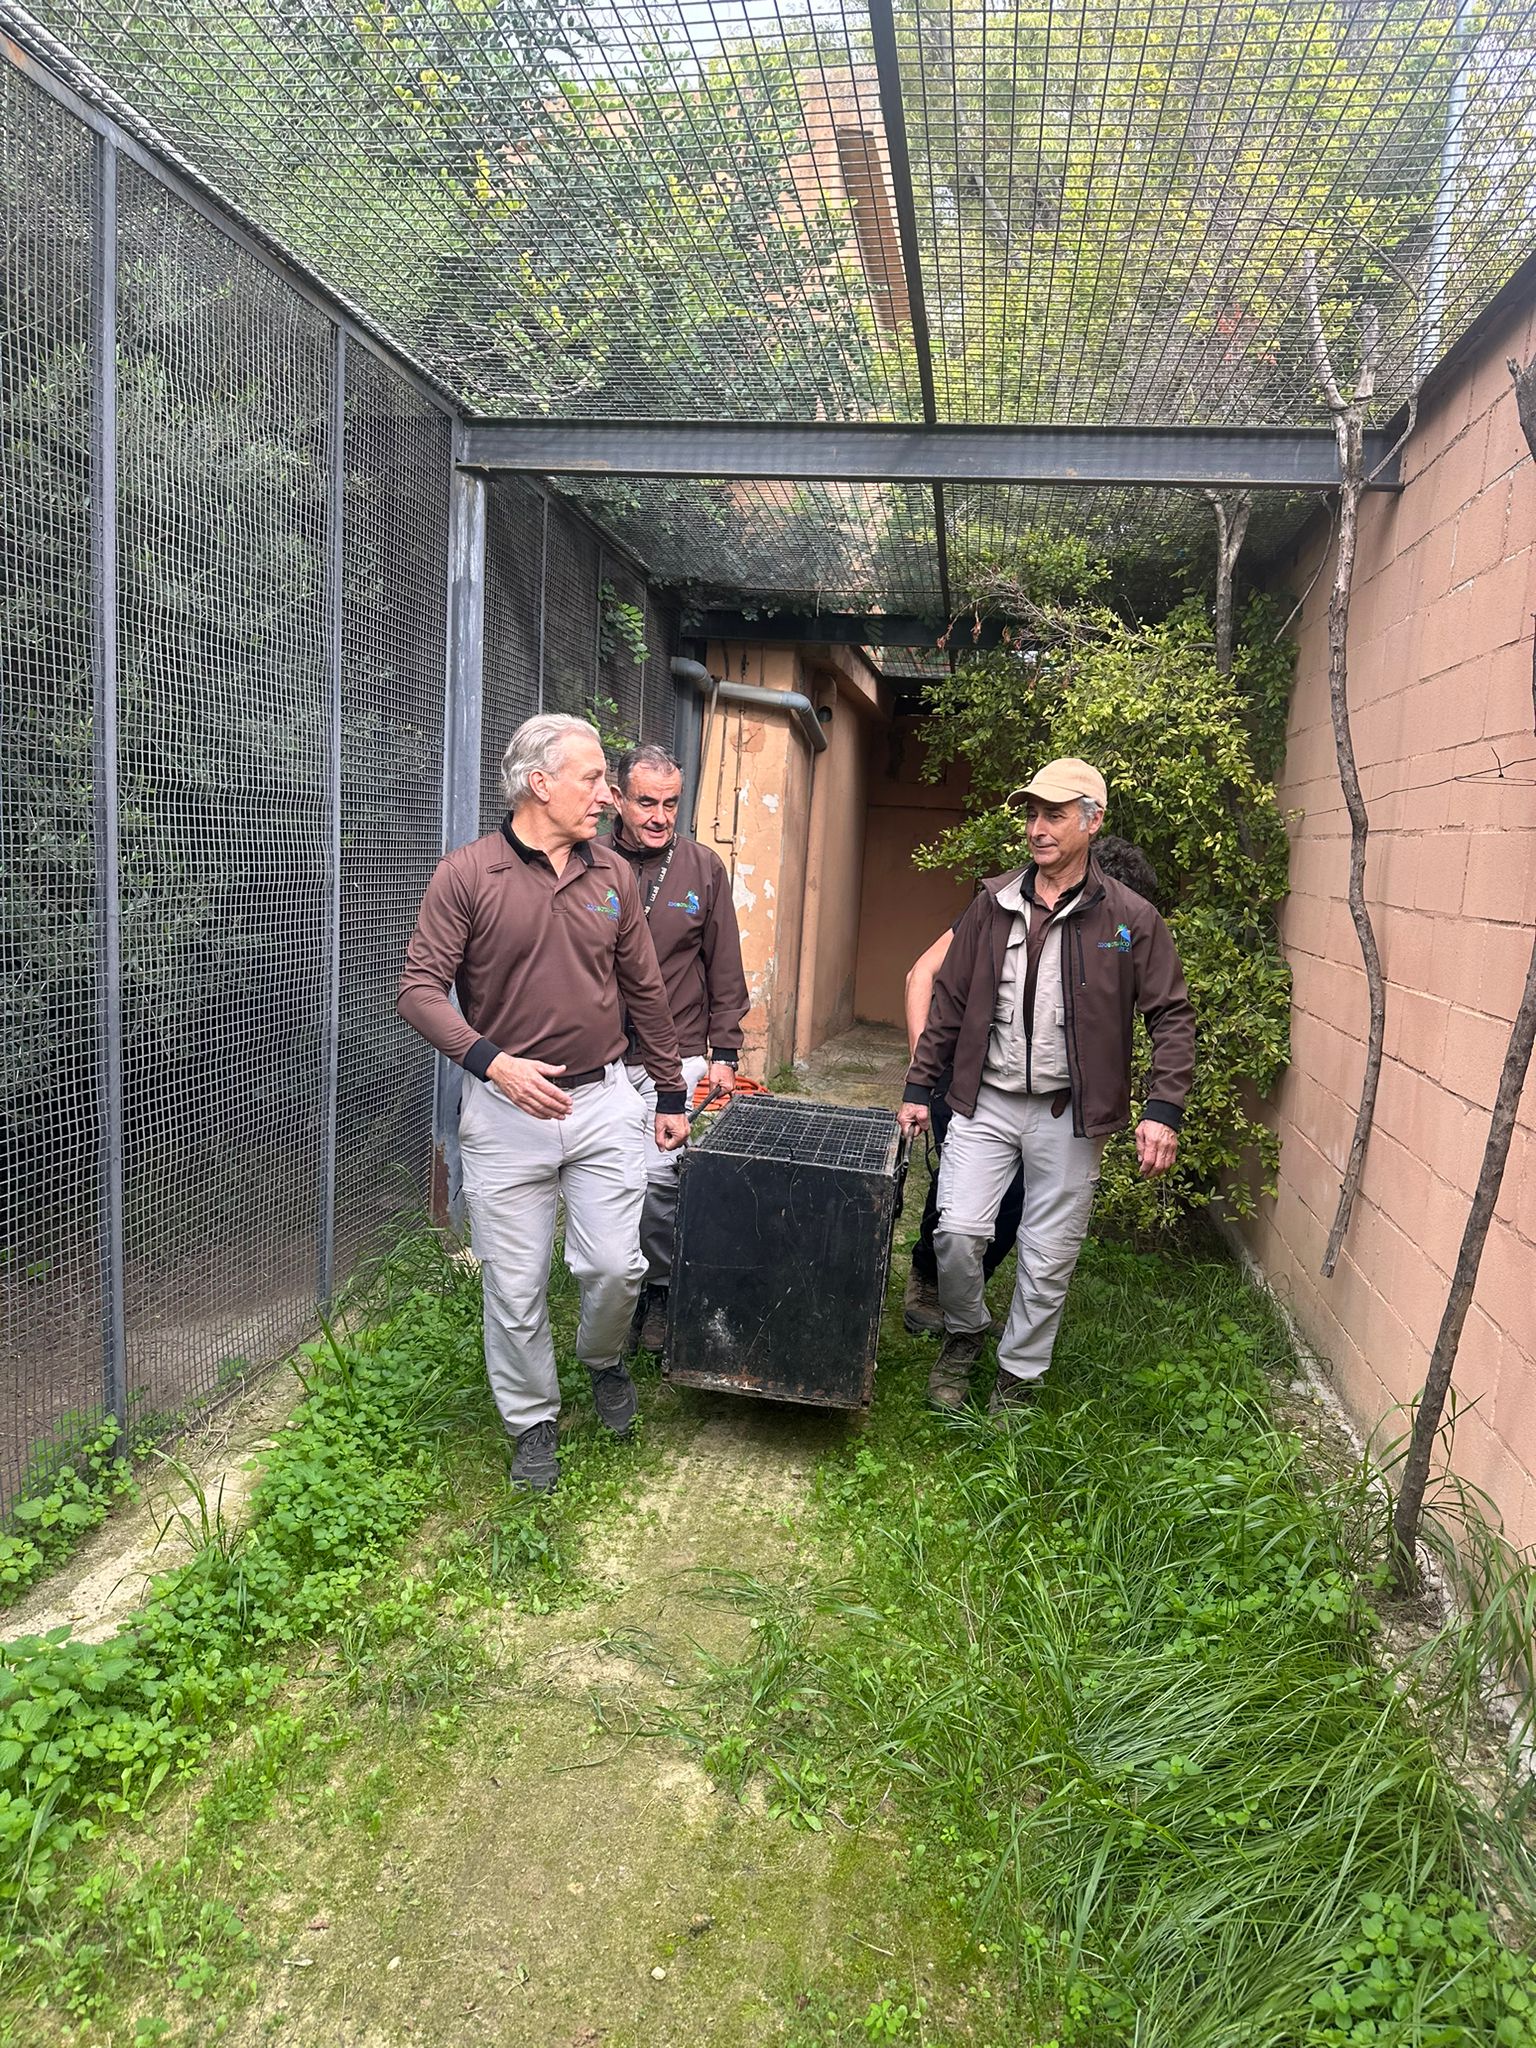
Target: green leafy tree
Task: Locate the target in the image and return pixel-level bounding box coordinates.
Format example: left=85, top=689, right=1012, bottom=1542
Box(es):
left=918, top=577, right=1293, bottom=1233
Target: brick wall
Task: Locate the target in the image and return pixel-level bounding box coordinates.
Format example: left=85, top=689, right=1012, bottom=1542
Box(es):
left=1241, top=288, right=1536, bottom=1545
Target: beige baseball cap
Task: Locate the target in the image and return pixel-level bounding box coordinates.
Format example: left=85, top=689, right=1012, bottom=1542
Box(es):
left=1021, top=756, right=1108, bottom=808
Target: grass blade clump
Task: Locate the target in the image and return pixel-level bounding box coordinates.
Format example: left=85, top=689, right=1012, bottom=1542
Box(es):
left=0, top=1232, right=488, bottom=1967
left=678, top=1239, right=1536, bottom=2046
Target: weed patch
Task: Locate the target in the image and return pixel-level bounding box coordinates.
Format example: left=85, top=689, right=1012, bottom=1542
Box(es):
left=0, top=1420, right=137, bottom=1607
left=674, top=1239, right=1536, bottom=2046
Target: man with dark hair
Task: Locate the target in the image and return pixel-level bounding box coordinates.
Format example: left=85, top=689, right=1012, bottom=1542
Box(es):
left=900, top=833, right=1162, bottom=1336
left=608, top=742, right=749, bottom=1354
left=898, top=761, right=1194, bottom=1416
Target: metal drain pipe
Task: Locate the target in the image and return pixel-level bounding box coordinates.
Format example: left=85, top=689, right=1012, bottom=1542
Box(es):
left=670, top=657, right=828, bottom=757
left=671, top=655, right=827, bottom=837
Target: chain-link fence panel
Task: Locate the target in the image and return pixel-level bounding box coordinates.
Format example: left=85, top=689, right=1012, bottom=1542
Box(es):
left=0, top=70, right=103, bottom=1503
left=541, top=513, right=599, bottom=721
left=640, top=593, right=678, bottom=752
left=481, top=476, right=544, bottom=830
left=597, top=556, right=645, bottom=748
left=336, top=349, right=449, bottom=1278
left=115, top=163, right=332, bottom=1442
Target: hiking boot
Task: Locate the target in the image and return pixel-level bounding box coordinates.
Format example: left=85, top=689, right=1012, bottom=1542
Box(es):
left=638, top=1285, right=670, bottom=1356
left=902, top=1269, right=943, bottom=1336
left=621, top=1291, right=646, bottom=1360
left=927, top=1330, right=984, bottom=1411
left=987, top=1369, right=1039, bottom=1423
left=509, top=1417, right=559, bottom=1494
left=589, top=1362, right=639, bottom=1438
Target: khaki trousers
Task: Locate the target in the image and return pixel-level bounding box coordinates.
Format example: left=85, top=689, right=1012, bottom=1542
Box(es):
left=935, top=1083, right=1106, bottom=1382
left=626, top=1055, right=710, bottom=1284
left=458, top=1065, right=648, bottom=1434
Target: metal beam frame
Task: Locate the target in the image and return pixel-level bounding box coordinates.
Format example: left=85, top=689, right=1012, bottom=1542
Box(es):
left=433, top=427, right=487, bottom=1227
left=867, top=0, right=951, bottom=621
left=90, top=126, right=127, bottom=1454
left=461, top=420, right=1401, bottom=489
left=317, top=328, right=346, bottom=1307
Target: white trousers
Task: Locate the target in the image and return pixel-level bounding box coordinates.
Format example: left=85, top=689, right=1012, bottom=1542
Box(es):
left=935, top=1084, right=1106, bottom=1382
left=458, top=1065, right=648, bottom=1434
left=626, top=1055, right=710, bottom=1283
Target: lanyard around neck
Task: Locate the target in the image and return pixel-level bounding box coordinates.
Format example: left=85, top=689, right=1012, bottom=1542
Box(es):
left=641, top=838, right=678, bottom=920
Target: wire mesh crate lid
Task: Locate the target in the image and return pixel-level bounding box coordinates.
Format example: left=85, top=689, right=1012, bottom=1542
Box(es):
left=695, top=1095, right=901, bottom=1174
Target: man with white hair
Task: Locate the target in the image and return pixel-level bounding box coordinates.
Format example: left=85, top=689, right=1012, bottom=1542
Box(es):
left=897, top=758, right=1195, bottom=1417
left=398, top=714, right=689, bottom=1493
left=606, top=741, right=748, bottom=1356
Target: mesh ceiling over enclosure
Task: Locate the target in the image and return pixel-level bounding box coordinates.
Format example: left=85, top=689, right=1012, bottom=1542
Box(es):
left=11, top=1, right=1536, bottom=602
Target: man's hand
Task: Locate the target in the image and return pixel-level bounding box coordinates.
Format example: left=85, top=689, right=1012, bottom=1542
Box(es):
left=487, top=1053, right=574, bottom=1120
left=897, top=1101, right=930, bottom=1139
left=655, top=1112, right=690, bottom=1153
left=1135, top=1119, right=1179, bottom=1178
left=706, top=1060, right=737, bottom=1100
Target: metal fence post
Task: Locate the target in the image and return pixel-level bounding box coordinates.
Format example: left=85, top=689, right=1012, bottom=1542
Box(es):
left=536, top=495, right=548, bottom=712
left=433, top=430, right=485, bottom=1225
left=593, top=545, right=605, bottom=713
left=90, top=129, right=126, bottom=1451
left=317, top=327, right=346, bottom=1304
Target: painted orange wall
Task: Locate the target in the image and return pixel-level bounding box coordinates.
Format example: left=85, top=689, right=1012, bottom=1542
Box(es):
left=699, top=643, right=814, bottom=1079
left=1242, top=288, right=1536, bottom=1545
left=853, top=718, right=975, bottom=1029
left=794, top=659, right=881, bottom=1058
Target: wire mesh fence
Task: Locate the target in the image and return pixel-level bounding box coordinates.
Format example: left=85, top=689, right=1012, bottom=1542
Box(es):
left=1, top=61, right=102, bottom=1499
left=115, top=161, right=334, bottom=1441
left=0, top=48, right=684, bottom=1513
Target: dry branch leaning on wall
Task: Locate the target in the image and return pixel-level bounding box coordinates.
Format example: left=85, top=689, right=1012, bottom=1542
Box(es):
left=1304, top=252, right=1387, bottom=1280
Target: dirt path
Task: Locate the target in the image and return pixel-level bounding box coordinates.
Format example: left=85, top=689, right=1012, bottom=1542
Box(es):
left=13, top=1031, right=977, bottom=2044
left=207, top=1029, right=958, bottom=2045
left=210, top=1385, right=975, bottom=2048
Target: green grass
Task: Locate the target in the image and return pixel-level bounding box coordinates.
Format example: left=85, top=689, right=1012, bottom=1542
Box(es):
left=4, top=1216, right=1534, bottom=2046
left=670, top=1237, right=1536, bottom=2047
left=0, top=1232, right=669, bottom=2033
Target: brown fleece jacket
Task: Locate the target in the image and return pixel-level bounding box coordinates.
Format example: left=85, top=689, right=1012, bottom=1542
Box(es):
left=905, top=858, right=1195, bottom=1136
left=397, top=823, right=685, bottom=1112
left=608, top=830, right=749, bottom=1060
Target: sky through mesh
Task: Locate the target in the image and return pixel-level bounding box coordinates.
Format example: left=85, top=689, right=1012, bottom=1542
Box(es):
left=11, top=0, right=1536, bottom=609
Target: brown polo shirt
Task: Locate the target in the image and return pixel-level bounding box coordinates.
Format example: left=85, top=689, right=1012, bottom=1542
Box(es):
left=398, top=821, right=686, bottom=1112
left=608, top=830, right=750, bottom=1061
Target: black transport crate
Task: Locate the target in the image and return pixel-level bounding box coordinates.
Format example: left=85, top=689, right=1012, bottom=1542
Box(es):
left=664, top=1095, right=905, bottom=1410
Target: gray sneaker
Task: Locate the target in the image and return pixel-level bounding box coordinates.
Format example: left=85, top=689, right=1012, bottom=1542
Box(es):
left=927, top=1330, right=984, bottom=1410
left=589, top=1363, right=639, bottom=1438
left=509, top=1417, right=559, bottom=1494
left=902, top=1269, right=943, bottom=1336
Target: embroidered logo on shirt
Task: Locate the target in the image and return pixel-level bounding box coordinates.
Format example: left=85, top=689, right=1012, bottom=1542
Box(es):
left=1098, top=923, right=1133, bottom=953
left=667, top=890, right=701, bottom=917
left=585, top=887, right=622, bottom=920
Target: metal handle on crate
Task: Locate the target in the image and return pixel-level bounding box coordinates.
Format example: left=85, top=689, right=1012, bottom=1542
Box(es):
left=688, top=1082, right=728, bottom=1127
left=892, top=1127, right=913, bottom=1220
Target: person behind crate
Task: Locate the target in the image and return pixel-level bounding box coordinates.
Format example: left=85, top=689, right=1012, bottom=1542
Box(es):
left=896, top=760, right=1195, bottom=1418
left=397, top=714, right=689, bottom=1495
left=900, top=833, right=1165, bottom=1339
left=605, top=742, right=749, bottom=1357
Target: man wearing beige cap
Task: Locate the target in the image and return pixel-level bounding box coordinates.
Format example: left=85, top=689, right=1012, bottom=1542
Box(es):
left=897, top=758, right=1195, bottom=1415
